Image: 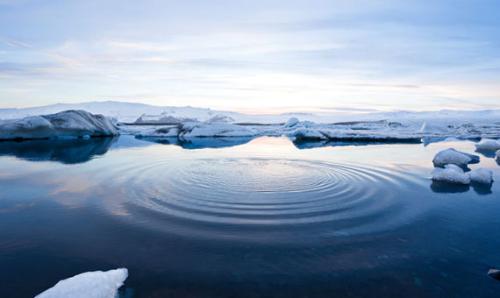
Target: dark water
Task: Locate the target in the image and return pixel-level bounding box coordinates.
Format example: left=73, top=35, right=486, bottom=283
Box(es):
left=0, top=136, right=499, bottom=297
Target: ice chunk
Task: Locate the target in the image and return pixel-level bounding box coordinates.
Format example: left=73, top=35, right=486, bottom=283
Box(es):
left=432, top=164, right=471, bottom=184
left=179, top=122, right=256, bottom=138
left=468, top=168, right=494, bottom=184
left=475, top=138, right=500, bottom=151
left=432, top=148, right=479, bottom=167
left=290, top=127, right=327, bottom=140
left=0, top=110, right=118, bottom=140
left=35, top=268, right=128, bottom=298
left=488, top=268, right=500, bottom=281
left=205, top=114, right=235, bottom=124
left=284, top=117, right=299, bottom=128
left=496, top=150, right=500, bottom=160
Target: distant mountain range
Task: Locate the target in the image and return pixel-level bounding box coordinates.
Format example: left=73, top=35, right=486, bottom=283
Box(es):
left=1, top=101, right=499, bottom=124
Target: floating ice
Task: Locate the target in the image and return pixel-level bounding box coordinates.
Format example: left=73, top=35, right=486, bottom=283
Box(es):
left=179, top=122, right=257, bottom=138
left=284, top=117, right=300, bottom=128
left=488, top=268, right=500, bottom=281
left=469, top=168, right=494, bottom=184
left=290, top=127, right=327, bottom=140
left=35, top=268, right=128, bottom=298
left=475, top=138, right=500, bottom=151
left=432, top=148, right=479, bottom=167
left=0, top=110, right=118, bottom=140
left=431, top=164, right=471, bottom=184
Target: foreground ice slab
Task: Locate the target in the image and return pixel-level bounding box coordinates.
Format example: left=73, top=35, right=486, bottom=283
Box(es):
left=432, top=164, right=471, bottom=184
left=475, top=139, right=500, bottom=151
left=469, top=168, right=494, bottom=185
left=432, top=148, right=480, bottom=168
left=35, top=268, right=128, bottom=298
left=489, top=268, right=500, bottom=281
left=0, top=110, right=118, bottom=140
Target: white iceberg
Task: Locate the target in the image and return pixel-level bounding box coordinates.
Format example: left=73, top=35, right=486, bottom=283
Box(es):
left=0, top=110, right=118, bottom=140
left=475, top=138, right=500, bottom=151
left=432, top=164, right=471, bottom=184
left=496, top=150, right=500, bottom=160
left=179, top=122, right=257, bottom=138
left=432, top=148, right=479, bottom=167
left=35, top=268, right=128, bottom=298
left=468, top=168, right=494, bottom=184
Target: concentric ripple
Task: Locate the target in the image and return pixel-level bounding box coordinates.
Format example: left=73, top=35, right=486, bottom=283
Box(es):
left=93, top=158, right=428, bottom=242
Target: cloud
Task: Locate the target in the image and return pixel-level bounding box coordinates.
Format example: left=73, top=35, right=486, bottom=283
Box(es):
left=0, top=0, right=499, bottom=110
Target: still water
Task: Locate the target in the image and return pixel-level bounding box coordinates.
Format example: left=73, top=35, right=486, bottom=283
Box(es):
left=0, top=136, right=499, bottom=297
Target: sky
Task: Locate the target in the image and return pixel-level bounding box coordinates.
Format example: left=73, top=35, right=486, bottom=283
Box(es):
left=1, top=0, right=500, bottom=112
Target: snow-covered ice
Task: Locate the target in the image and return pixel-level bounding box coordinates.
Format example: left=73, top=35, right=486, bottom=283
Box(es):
left=35, top=268, right=128, bottom=298
left=431, top=164, right=471, bottom=185
left=0, top=110, right=118, bottom=140
left=475, top=139, right=500, bottom=151
left=1, top=102, right=500, bottom=142
left=284, top=117, right=299, bottom=128
left=469, top=168, right=494, bottom=185
left=432, top=148, right=480, bottom=168
left=179, top=122, right=257, bottom=138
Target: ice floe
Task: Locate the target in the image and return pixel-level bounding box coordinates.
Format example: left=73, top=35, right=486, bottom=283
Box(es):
left=432, top=148, right=480, bottom=168
left=35, top=268, right=128, bottom=298
left=475, top=138, right=500, bottom=151
left=0, top=110, right=118, bottom=140
left=469, top=168, right=494, bottom=185
left=431, top=164, right=471, bottom=185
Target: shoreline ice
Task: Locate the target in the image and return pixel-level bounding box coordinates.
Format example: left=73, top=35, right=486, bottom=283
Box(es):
left=35, top=268, right=128, bottom=298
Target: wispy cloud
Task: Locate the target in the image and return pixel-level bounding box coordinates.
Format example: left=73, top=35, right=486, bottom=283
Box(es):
left=0, top=0, right=499, bottom=110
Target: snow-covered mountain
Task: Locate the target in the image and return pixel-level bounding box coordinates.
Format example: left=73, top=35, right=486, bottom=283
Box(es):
left=0, top=101, right=499, bottom=124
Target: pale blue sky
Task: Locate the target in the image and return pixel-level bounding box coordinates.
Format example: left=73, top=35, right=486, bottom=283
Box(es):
left=1, top=0, right=499, bottom=112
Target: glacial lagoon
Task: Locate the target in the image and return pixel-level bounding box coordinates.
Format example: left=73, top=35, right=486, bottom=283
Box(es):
left=0, top=136, right=499, bottom=297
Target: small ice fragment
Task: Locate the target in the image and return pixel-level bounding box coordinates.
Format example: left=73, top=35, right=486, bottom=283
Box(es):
left=475, top=139, right=500, bottom=151
left=468, top=168, right=494, bottom=184
left=284, top=117, right=299, bottom=128
left=488, top=268, right=500, bottom=281
left=432, top=148, right=479, bottom=168
left=431, top=164, right=471, bottom=184
left=35, top=268, right=128, bottom=298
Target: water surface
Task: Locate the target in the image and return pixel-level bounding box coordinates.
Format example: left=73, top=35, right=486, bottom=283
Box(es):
left=0, top=136, right=499, bottom=297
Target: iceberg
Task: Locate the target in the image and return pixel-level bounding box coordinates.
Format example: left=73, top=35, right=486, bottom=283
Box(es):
left=35, top=268, right=128, bottom=298
left=469, top=168, right=494, bottom=185
left=431, top=164, right=471, bottom=184
left=0, top=110, right=118, bottom=140
left=432, top=148, right=480, bottom=168
left=178, top=122, right=257, bottom=139
left=475, top=138, right=500, bottom=151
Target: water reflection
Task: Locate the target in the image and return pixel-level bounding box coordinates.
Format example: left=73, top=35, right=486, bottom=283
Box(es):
left=430, top=181, right=493, bottom=195
left=135, top=136, right=254, bottom=149
left=292, top=139, right=422, bottom=150
left=0, top=137, right=116, bottom=164
left=475, top=148, right=498, bottom=159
